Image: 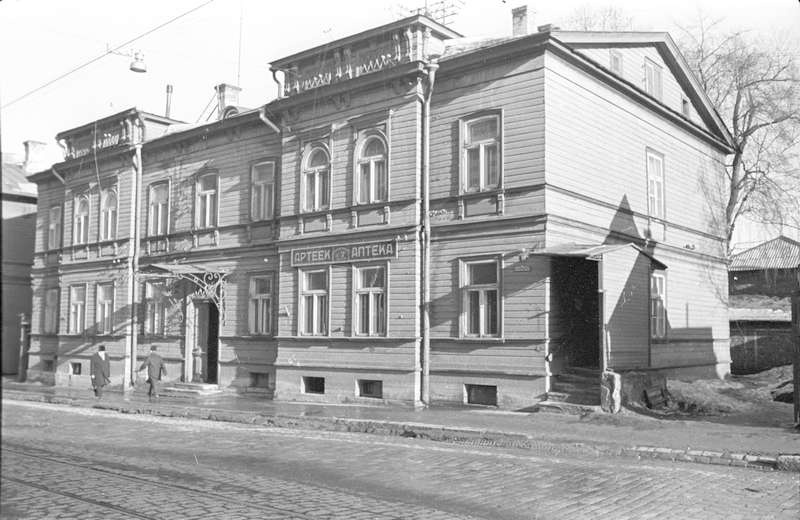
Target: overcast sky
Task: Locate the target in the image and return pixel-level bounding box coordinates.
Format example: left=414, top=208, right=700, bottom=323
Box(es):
left=1, top=0, right=798, bottom=164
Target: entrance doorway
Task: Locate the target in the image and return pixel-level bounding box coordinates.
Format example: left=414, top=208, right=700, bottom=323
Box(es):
left=551, top=258, right=600, bottom=369
left=191, top=300, right=219, bottom=384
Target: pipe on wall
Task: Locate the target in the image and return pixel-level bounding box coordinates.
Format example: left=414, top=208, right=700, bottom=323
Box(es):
left=420, top=61, right=439, bottom=406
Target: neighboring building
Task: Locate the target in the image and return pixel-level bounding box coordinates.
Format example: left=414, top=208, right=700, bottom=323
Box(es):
left=728, top=236, right=799, bottom=373
left=26, top=10, right=735, bottom=408
left=2, top=144, right=39, bottom=375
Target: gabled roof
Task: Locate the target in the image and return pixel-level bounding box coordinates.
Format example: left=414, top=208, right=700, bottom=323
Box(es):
left=550, top=31, right=734, bottom=149
left=729, top=236, right=800, bottom=271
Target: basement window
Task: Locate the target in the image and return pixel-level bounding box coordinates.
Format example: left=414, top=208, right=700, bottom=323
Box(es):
left=71, top=362, right=82, bottom=375
left=465, top=384, right=497, bottom=406
left=302, top=376, right=325, bottom=394
left=358, top=379, right=383, bottom=399
left=249, top=372, right=269, bottom=389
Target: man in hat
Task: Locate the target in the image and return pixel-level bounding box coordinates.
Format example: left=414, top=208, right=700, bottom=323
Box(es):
left=139, top=345, right=166, bottom=401
left=90, top=345, right=111, bottom=398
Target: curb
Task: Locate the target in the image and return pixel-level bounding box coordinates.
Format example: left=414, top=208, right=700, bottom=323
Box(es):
left=5, top=390, right=799, bottom=473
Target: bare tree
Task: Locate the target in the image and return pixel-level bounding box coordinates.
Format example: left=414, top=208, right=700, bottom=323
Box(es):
left=562, top=5, right=634, bottom=31
left=676, top=17, right=800, bottom=254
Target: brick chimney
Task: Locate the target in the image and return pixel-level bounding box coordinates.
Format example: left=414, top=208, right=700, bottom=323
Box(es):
left=512, top=5, right=535, bottom=37
left=215, top=83, right=241, bottom=119
left=23, top=140, right=48, bottom=173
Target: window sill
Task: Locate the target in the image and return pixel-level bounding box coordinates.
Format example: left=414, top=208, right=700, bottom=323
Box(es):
left=299, top=209, right=330, bottom=218
left=458, top=188, right=503, bottom=199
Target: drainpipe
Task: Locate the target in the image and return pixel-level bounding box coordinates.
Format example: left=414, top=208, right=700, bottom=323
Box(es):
left=420, top=61, right=439, bottom=406
left=258, top=105, right=281, bottom=134
left=125, top=117, right=145, bottom=390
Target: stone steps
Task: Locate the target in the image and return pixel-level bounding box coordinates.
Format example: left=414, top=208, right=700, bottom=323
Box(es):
left=161, top=382, right=223, bottom=397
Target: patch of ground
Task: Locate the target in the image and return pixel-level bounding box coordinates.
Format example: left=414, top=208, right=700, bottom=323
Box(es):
left=661, top=365, right=796, bottom=428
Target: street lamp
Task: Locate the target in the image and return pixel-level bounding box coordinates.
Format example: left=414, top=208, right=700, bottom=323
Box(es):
left=106, top=45, right=147, bottom=73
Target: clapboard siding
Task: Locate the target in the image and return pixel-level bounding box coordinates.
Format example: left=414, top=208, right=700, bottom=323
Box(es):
left=430, top=53, right=546, bottom=199
left=429, top=229, right=548, bottom=339
left=544, top=50, right=727, bottom=250
left=603, top=247, right=651, bottom=369
left=430, top=341, right=547, bottom=376
left=142, top=122, right=279, bottom=243
left=575, top=46, right=703, bottom=127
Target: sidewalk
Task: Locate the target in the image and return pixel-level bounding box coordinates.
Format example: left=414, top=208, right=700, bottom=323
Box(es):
left=3, top=379, right=799, bottom=472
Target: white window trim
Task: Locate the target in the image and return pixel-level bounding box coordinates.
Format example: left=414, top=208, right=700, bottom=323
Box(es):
left=99, top=187, right=118, bottom=241
left=44, top=287, right=60, bottom=335
left=460, top=112, right=503, bottom=194
left=144, top=281, right=167, bottom=336
left=249, top=274, right=274, bottom=335
left=460, top=257, right=502, bottom=338
left=298, top=267, right=330, bottom=336
left=352, top=263, right=389, bottom=337
left=68, top=284, right=87, bottom=334
left=354, top=133, right=389, bottom=205
left=195, top=172, right=219, bottom=229
left=301, top=145, right=331, bottom=213
left=148, top=181, right=171, bottom=237
left=644, top=58, right=663, bottom=100
left=251, top=160, right=277, bottom=221
left=96, top=282, right=115, bottom=335
left=48, top=205, right=62, bottom=250
left=646, top=149, right=665, bottom=221
left=651, top=271, right=667, bottom=339
left=73, top=195, right=90, bottom=245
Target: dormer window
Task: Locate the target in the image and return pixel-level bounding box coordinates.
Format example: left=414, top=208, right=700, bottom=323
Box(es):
left=610, top=50, right=623, bottom=75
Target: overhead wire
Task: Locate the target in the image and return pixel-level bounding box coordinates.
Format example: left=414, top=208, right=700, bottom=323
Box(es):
left=2, top=0, right=217, bottom=109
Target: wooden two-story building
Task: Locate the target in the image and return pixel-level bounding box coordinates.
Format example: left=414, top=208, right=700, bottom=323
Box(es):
left=26, top=10, right=733, bottom=409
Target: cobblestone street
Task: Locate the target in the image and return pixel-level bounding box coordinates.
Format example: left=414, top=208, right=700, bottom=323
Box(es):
left=2, top=400, right=798, bottom=519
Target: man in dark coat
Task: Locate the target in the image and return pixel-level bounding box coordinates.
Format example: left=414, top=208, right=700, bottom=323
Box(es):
left=139, top=345, right=166, bottom=401
left=90, top=345, right=111, bottom=398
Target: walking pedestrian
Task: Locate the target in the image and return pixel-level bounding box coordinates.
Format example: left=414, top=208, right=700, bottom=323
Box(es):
left=139, top=345, right=166, bottom=401
left=90, top=345, right=111, bottom=398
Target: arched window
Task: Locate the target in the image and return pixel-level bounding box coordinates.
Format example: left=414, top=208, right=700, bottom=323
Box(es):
left=74, top=196, right=89, bottom=245
left=100, top=189, right=117, bottom=241
left=302, top=146, right=330, bottom=212
left=357, top=136, right=387, bottom=204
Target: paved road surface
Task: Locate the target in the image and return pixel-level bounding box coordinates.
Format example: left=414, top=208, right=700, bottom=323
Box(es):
left=1, top=400, right=798, bottom=519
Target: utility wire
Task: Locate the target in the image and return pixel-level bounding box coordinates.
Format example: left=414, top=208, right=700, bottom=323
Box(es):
left=2, top=0, right=217, bottom=109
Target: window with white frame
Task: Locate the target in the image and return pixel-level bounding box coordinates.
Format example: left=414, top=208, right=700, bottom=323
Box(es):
left=73, top=196, right=89, bottom=245
left=646, top=150, right=665, bottom=220
left=96, top=283, right=114, bottom=334
left=196, top=173, right=218, bottom=229
left=44, top=287, right=59, bottom=334
left=302, top=146, right=330, bottom=212
left=100, top=188, right=117, bottom=241
left=144, top=281, right=167, bottom=336
left=300, top=269, right=328, bottom=335
left=356, top=136, right=388, bottom=204
left=610, top=50, right=623, bottom=75
left=69, top=285, right=86, bottom=334
left=650, top=271, right=666, bottom=338
left=355, top=266, right=386, bottom=336
left=48, top=205, right=62, bottom=249
left=249, top=275, right=273, bottom=335
left=644, top=58, right=663, bottom=100
left=251, top=161, right=276, bottom=221
left=148, top=183, right=169, bottom=236
left=463, top=260, right=500, bottom=337
left=462, top=114, right=501, bottom=193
